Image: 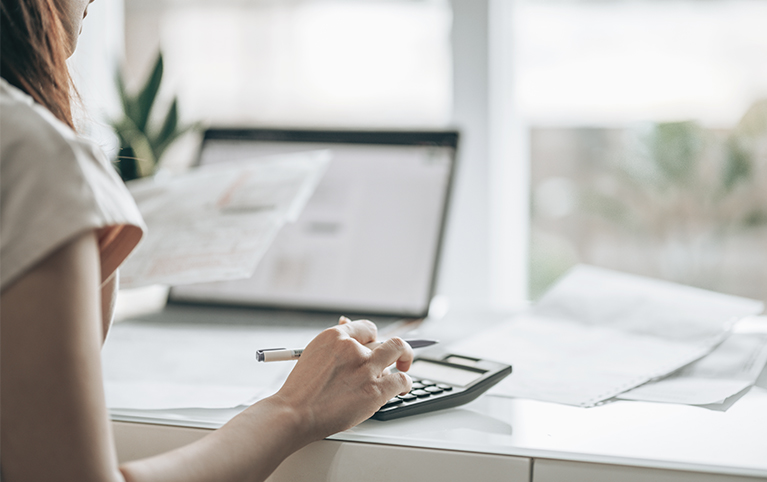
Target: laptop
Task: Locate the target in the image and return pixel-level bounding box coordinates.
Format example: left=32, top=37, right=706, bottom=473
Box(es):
left=159, top=128, right=458, bottom=329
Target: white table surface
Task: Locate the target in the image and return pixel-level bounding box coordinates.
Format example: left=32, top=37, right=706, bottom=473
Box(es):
left=109, top=304, right=767, bottom=479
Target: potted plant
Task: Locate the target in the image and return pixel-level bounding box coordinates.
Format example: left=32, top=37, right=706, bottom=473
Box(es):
left=111, top=52, right=196, bottom=181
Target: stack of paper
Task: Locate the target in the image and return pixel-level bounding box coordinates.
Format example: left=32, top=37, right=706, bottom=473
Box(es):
left=120, top=151, right=330, bottom=289
left=450, top=266, right=764, bottom=408
left=618, top=331, right=767, bottom=406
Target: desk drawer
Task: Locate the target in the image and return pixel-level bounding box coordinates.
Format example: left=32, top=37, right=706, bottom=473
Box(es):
left=113, top=422, right=530, bottom=481
left=269, top=441, right=531, bottom=482
left=533, top=459, right=767, bottom=482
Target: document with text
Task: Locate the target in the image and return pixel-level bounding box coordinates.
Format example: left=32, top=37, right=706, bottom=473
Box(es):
left=119, top=151, right=330, bottom=289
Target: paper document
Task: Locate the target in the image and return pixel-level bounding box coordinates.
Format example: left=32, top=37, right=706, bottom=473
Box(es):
left=120, top=152, right=330, bottom=289
left=102, top=319, right=320, bottom=410
left=449, top=266, right=764, bottom=407
left=618, top=333, right=767, bottom=405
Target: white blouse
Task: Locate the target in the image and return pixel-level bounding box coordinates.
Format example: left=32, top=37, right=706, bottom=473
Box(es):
left=0, top=78, right=146, bottom=291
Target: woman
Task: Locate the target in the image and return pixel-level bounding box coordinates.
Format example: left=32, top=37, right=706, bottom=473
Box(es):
left=0, top=0, right=414, bottom=480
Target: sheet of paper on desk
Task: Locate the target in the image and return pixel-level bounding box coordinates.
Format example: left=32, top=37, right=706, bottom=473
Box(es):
left=104, top=381, right=263, bottom=410
left=617, top=332, right=767, bottom=405
left=102, top=320, right=319, bottom=410
left=449, top=265, right=764, bottom=407
left=119, top=151, right=330, bottom=289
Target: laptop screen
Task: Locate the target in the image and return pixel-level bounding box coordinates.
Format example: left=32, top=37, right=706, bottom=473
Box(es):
left=168, top=129, right=457, bottom=318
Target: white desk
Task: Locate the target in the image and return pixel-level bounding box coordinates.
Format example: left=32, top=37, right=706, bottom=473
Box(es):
left=110, top=308, right=767, bottom=481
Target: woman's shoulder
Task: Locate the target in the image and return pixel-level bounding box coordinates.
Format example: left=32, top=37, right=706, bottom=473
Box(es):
left=0, top=77, right=132, bottom=207
left=0, top=78, right=83, bottom=167
left=0, top=78, right=145, bottom=286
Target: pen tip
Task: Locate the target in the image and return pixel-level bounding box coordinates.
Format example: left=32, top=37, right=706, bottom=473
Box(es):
left=407, top=339, right=439, bottom=349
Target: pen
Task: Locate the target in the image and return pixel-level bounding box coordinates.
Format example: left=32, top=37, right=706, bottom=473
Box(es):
left=256, top=339, right=439, bottom=362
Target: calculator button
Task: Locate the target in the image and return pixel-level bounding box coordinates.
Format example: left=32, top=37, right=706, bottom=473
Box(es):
left=411, top=382, right=425, bottom=390
left=420, top=380, right=436, bottom=387
left=412, top=389, right=431, bottom=398
left=398, top=393, right=417, bottom=401
left=382, top=398, right=403, bottom=408
left=425, top=386, right=443, bottom=394
left=437, top=384, right=453, bottom=391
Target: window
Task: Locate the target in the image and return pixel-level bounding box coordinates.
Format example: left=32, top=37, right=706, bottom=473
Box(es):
left=519, top=0, right=767, bottom=302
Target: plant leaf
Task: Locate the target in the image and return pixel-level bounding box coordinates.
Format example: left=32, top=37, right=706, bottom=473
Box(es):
left=114, top=68, right=143, bottom=129
left=115, top=68, right=132, bottom=119
left=126, top=130, right=157, bottom=178
left=155, top=97, right=179, bottom=149
left=135, top=52, right=164, bottom=132
left=114, top=114, right=156, bottom=177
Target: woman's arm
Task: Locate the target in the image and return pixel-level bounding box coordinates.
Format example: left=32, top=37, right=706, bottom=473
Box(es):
left=1, top=230, right=413, bottom=482
left=101, top=270, right=118, bottom=342
left=1, top=231, right=123, bottom=481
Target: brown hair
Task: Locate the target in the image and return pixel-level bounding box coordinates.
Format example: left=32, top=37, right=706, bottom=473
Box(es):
left=1, top=0, right=76, bottom=129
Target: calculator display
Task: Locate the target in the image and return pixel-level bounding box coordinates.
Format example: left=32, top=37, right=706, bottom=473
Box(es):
left=407, top=360, right=484, bottom=387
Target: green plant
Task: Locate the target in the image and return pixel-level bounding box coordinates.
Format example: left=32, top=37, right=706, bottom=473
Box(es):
left=112, top=52, right=195, bottom=181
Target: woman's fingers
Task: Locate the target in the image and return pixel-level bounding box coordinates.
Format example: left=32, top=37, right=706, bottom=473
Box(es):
left=335, top=318, right=377, bottom=345
left=335, top=319, right=414, bottom=375
left=275, top=320, right=418, bottom=439
left=379, top=370, right=413, bottom=397
left=370, top=337, right=414, bottom=373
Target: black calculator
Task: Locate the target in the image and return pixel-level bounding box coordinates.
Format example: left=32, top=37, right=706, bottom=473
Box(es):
left=371, top=352, right=512, bottom=421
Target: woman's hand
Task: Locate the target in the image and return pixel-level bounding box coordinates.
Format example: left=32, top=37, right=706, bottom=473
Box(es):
left=269, top=317, right=414, bottom=441
left=120, top=318, right=413, bottom=482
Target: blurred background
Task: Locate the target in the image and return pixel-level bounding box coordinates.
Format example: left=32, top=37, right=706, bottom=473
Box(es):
left=520, top=1, right=767, bottom=301
left=69, top=0, right=767, bottom=308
